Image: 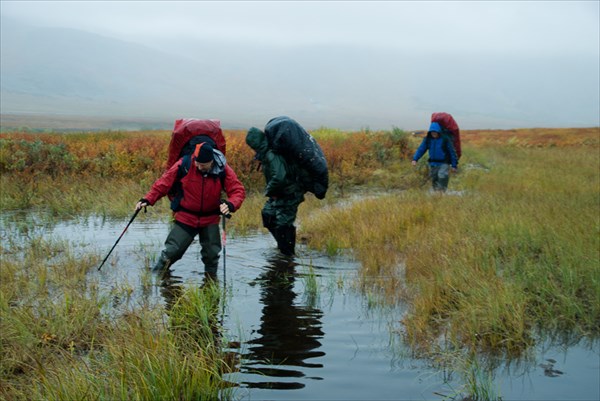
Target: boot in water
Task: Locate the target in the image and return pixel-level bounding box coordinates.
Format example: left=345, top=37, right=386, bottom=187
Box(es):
left=152, top=253, right=171, bottom=272
left=276, top=225, right=296, bottom=256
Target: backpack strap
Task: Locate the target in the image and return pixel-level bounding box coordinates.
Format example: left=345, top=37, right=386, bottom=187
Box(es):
left=170, top=154, right=226, bottom=212
left=178, top=154, right=192, bottom=179
left=170, top=155, right=192, bottom=212
left=219, top=171, right=226, bottom=192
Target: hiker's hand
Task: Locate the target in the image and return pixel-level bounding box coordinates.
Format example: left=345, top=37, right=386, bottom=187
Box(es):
left=220, top=199, right=234, bottom=216
left=411, top=160, right=417, bottom=166
left=136, top=199, right=149, bottom=211
left=451, top=167, right=458, bottom=173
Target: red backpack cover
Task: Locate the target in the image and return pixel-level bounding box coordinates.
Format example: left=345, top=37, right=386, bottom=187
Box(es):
left=431, top=112, right=461, bottom=159
left=165, top=119, right=226, bottom=170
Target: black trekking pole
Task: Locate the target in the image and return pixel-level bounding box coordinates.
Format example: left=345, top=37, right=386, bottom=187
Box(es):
left=221, top=214, right=227, bottom=283
left=218, top=212, right=230, bottom=370
left=98, top=207, right=142, bottom=271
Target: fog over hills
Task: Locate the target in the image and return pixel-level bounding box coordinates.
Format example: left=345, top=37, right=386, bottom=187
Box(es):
left=1, top=16, right=598, bottom=130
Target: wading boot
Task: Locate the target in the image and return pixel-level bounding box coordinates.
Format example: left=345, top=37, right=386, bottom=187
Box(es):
left=276, top=225, right=296, bottom=256
left=152, top=252, right=171, bottom=272
left=204, top=265, right=218, bottom=280
left=202, top=271, right=218, bottom=288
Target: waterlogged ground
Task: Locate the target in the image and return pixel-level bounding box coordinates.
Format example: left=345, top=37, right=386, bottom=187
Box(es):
left=1, top=212, right=599, bottom=401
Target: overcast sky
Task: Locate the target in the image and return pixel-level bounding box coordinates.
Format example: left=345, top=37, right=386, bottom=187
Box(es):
left=1, top=1, right=599, bottom=130
left=3, top=1, right=597, bottom=53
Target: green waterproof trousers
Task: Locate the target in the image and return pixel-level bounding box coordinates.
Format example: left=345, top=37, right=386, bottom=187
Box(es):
left=153, top=221, right=221, bottom=275
left=261, top=195, right=303, bottom=256
left=430, top=163, right=450, bottom=192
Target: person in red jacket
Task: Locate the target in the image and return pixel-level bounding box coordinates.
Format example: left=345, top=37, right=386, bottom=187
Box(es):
left=135, top=142, right=245, bottom=279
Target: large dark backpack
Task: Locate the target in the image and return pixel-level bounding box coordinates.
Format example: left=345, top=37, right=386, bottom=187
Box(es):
left=431, top=112, right=461, bottom=159
left=264, top=116, right=328, bottom=200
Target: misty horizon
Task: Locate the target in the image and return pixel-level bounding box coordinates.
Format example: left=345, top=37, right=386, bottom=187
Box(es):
left=1, top=2, right=598, bottom=131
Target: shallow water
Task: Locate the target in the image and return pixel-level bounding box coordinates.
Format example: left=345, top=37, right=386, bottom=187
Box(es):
left=1, top=212, right=598, bottom=401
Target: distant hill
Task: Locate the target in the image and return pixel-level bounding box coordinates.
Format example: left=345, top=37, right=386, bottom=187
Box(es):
left=0, top=113, right=172, bottom=132
left=2, top=16, right=598, bottom=131
left=0, top=17, right=224, bottom=124
left=2, top=15, right=416, bottom=130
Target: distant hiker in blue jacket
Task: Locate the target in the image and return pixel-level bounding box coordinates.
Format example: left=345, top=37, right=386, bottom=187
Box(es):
left=412, top=122, right=458, bottom=192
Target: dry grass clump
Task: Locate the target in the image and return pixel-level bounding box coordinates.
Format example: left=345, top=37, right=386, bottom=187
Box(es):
left=462, top=126, right=599, bottom=148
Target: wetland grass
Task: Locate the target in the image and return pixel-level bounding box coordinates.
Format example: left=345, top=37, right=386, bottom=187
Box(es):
left=302, top=143, right=599, bottom=357
left=302, top=266, right=320, bottom=308
left=0, top=233, right=233, bottom=400
left=2, top=126, right=598, bottom=399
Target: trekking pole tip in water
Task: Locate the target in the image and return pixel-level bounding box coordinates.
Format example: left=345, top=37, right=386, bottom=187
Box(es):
left=97, top=206, right=144, bottom=271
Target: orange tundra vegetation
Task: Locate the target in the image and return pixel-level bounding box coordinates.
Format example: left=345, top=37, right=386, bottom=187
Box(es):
left=0, top=128, right=413, bottom=191
left=0, top=126, right=596, bottom=187
left=461, top=127, right=599, bottom=148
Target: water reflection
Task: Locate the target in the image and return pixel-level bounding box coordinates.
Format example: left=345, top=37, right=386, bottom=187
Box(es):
left=158, top=267, right=227, bottom=365
left=158, top=269, right=185, bottom=311
left=158, top=269, right=222, bottom=311
left=240, top=254, right=325, bottom=390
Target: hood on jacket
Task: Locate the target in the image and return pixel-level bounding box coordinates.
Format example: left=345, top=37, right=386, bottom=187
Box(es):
left=207, top=149, right=227, bottom=176
left=426, top=122, right=444, bottom=139
left=246, top=127, right=268, bottom=161
left=428, top=122, right=442, bottom=134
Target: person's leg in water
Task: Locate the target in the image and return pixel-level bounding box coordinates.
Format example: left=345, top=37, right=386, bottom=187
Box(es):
left=275, top=225, right=296, bottom=256
left=262, top=195, right=303, bottom=256
left=153, top=221, right=197, bottom=272
left=262, top=200, right=278, bottom=239
left=198, top=223, right=222, bottom=281
left=432, top=164, right=450, bottom=192
left=273, top=197, right=302, bottom=256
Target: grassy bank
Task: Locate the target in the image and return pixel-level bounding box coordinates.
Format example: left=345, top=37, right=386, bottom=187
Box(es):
left=0, top=127, right=413, bottom=225
left=301, top=131, right=600, bottom=357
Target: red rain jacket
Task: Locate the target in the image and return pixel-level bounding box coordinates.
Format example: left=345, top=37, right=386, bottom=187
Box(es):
left=143, top=158, right=245, bottom=228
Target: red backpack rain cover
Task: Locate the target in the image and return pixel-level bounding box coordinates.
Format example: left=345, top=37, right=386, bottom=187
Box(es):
left=165, top=119, right=226, bottom=170
left=431, top=112, right=461, bottom=159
